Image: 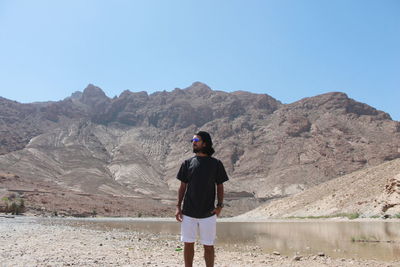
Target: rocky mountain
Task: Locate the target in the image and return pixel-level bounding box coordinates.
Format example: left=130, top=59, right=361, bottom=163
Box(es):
left=0, top=82, right=399, bottom=216
left=240, top=158, right=400, bottom=219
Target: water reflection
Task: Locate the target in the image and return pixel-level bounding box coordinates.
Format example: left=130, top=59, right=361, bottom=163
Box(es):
left=47, top=218, right=400, bottom=261
left=216, top=221, right=400, bottom=261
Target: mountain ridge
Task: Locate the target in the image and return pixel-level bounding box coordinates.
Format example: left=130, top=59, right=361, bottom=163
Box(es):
left=1, top=82, right=399, bottom=216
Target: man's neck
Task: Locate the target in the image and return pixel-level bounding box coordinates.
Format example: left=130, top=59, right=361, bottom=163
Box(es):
left=195, top=152, right=208, bottom=157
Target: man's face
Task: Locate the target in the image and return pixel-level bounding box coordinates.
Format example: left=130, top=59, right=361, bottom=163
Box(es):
left=192, top=135, right=206, bottom=153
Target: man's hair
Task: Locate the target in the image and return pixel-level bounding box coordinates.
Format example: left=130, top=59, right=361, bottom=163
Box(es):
left=196, top=131, right=215, bottom=156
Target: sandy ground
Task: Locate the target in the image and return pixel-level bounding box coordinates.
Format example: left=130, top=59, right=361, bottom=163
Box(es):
left=1, top=217, right=400, bottom=267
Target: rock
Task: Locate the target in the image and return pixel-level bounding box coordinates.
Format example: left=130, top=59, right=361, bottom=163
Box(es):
left=272, top=251, right=280, bottom=255
left=318, top=252, right=325, bottom=257
left=293, top=255, right=302, bottom=261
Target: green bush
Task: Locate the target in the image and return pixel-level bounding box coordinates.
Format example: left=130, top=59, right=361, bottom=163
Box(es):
left=347, top=213, right=360, bottom=220
left=2, top=197, right=25, bottom=215
left=285, top=213, right=360, bottom=219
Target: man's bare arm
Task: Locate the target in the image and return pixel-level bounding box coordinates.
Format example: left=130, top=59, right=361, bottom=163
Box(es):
left=216, top=183, right=224, bottom=204
left=175, top=182, right=187, bottom=222
left=213, top=183, right=224, bottom=216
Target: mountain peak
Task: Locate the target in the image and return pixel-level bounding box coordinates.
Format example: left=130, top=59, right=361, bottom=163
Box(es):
left=69, top=91, right=83, bottom=100
left=79, top=84, right=110, bottom=111
left=82, top=84, right=108, bottom=98
left=184, top=82, right=212, bottom=95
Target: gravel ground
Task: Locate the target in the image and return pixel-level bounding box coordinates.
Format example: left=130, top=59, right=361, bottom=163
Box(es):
left=1, top=216, right=399, bottom=267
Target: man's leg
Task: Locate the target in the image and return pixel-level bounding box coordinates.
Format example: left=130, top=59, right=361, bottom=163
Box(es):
left=204, top=245, right=214, bottom=267
left=199, top=215, right=217, bottom=267
left=184, top=242, right=195, bottom=267
left=181, top=215, right=197, bottom=267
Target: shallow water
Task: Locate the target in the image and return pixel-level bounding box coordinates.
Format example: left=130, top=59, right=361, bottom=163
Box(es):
left=44, top=217, right=400, bottom=261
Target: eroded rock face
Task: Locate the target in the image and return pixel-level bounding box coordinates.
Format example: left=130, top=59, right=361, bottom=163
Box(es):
left=0, top=97, right=59, bottom=154
left=380, top=174, right=400, bottom=214
left=1, top=83, right=400, bottom=216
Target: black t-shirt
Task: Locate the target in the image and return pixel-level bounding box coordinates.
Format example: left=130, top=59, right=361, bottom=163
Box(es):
left=177, top=156, right=229, bottom=218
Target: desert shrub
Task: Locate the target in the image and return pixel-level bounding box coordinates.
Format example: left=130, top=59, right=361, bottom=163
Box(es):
left=286, top=213, right=360, bottom=219
left=347, top=213, right=360, bottom=219
left=342, top=213, right=360, bottom=220
left=336, top=213, right=360, bottom=219
left=2, top=197, right=25, bottom=215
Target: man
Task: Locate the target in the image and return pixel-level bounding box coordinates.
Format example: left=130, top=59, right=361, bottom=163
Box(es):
left=175, top=131, right=229, bottom=267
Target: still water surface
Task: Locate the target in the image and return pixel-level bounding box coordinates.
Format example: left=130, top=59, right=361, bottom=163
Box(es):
left=47, top=218, right=400, bottom=261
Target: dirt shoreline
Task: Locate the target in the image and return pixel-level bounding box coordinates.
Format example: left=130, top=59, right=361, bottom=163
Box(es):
left=17, top=212, right=400, bottom=222
left=1, top=216, right=400, bottom=267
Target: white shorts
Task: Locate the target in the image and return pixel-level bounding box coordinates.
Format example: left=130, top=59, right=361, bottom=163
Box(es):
left=181, top=214, right=217, bottom=246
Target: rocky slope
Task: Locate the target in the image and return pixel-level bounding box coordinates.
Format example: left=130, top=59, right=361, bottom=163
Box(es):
left=1, top=82, right=399, bottom=216
left=240, top=158, right=400, bottom=218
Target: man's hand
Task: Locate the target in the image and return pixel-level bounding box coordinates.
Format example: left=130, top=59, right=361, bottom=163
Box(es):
left=212, top=206, right=223, bottom=217
left=175, top=206, right=183, bottom=222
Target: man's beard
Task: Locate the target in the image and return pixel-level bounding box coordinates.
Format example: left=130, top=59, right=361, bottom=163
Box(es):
left=193, top=146, right=202, bottom=153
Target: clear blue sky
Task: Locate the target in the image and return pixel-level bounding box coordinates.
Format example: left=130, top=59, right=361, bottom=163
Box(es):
left=0, top=0, right=399, bottom=120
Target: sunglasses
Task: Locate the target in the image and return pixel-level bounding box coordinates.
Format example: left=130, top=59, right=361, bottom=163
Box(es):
left=191, top=138, right=200, bottom=143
